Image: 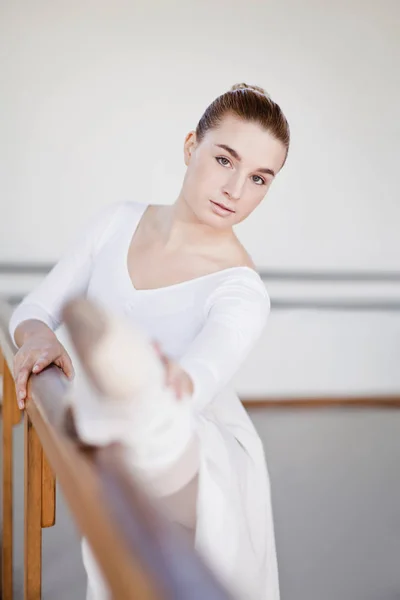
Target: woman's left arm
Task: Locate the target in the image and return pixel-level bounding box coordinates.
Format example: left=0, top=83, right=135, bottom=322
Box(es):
left=175, top=276, right=270, bottom=411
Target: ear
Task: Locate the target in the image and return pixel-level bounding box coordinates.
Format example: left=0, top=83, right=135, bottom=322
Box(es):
left=183, top=130, right=197, bottom=166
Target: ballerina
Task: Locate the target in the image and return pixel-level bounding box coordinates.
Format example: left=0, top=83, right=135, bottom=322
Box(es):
left=10, top=82, right=290, bottom=599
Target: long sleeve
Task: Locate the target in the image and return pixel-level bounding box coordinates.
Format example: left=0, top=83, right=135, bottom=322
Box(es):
left=9, top=202, right=127, bottom=344
left=178, top=273, right=270, bottom=412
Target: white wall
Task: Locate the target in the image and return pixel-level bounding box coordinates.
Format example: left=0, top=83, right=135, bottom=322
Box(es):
left=233, top=310, right=400, bottom=397
left=1, top=0, right=399, bottom=267
left=1, top=0, right=399, bottom=395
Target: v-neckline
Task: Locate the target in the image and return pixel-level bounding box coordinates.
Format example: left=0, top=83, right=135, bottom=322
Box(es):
left=124, top=203, right=255, bottom=294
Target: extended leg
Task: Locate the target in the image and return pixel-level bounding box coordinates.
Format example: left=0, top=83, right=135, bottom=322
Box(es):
left=62, top=297, right=200, bottom=518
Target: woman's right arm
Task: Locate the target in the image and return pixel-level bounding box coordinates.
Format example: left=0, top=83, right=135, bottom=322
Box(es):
left=10, top=201, right=127, bottom=406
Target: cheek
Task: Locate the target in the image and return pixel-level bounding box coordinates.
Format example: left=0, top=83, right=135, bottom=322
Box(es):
left=187, top=158, right=220, bottom=194
left=237, top=188, right=265, bottom=218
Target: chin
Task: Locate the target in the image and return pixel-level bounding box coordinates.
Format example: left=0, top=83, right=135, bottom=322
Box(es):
left=206, top=211, right=236, bottom=230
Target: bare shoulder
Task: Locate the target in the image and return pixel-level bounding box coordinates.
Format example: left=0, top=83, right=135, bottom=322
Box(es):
left=227, top=237, right=257, bottom=271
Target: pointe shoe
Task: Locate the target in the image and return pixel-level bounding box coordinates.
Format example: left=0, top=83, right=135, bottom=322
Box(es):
left=62, top=297, right=193, bottom=478
left=62, top=297, right=165, bottom=401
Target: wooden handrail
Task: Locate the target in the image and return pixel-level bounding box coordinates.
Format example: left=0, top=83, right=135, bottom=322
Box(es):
left=0, top=300, right=232, bottom=599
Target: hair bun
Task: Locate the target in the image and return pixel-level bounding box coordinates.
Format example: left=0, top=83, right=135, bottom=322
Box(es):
left=230, top=83, right=269, bottom=97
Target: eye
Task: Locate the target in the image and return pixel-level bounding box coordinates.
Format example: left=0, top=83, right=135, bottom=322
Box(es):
left=216, top=156, right=231, bottom=167
left=216, top=156, right=266, bottom=186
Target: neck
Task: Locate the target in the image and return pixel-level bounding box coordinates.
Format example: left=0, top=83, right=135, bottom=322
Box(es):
left=157, top=194, right=234, bottom=251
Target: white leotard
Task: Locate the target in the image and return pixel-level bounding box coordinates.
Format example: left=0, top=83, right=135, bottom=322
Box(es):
left=9, top=201, right=279, bottom=599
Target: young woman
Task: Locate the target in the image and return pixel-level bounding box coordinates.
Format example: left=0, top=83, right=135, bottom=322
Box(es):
left=10, top=82, right=290, bottom=599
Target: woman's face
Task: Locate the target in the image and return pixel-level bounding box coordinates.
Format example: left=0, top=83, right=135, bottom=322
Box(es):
left=181, top=113, right=287, bottom=229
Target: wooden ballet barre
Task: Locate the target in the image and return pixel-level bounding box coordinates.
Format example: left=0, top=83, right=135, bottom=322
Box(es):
left=0, top=300, right=232, bottom=600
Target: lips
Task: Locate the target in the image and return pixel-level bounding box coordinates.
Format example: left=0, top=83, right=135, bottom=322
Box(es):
left=210, top=200, right=235, bottom=213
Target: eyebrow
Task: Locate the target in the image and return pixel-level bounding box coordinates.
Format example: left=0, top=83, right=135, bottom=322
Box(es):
left=215, top=144, right=276, bottom=177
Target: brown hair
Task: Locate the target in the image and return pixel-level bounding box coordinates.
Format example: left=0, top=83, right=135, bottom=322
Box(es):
left=195, top=82, right=290, bottom=169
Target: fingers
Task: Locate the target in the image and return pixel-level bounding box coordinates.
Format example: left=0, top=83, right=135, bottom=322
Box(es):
left=154, top=350, right=185, bottom=399
left=13, top=348, right=70, bottom=409
left=152, top=341, right=168, bottom=367
left=152, top=341, right=192, bottom=400
left=32, top=355, right=50, bottom=374
left=164, top=361, right=175, bottom=387
left=166, top=364, right=185, bottom=400
left=14, top=353, right=51, bottom=408
left=152, top=341, right=172, bottom=378
left=14, top=357, right=34, bottom=408
left=152, top=341, right=162, bottom=355
left=12, top=329, right=75, bottom=410
left=56, top=351, right=75, bottom=381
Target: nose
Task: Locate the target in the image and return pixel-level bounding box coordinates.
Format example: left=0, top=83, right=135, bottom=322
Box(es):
left=222, top=173, right=245, bottom=202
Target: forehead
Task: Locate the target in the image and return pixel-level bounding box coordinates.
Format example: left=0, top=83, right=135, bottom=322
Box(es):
left=203, top=113, right=285, bottom=172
